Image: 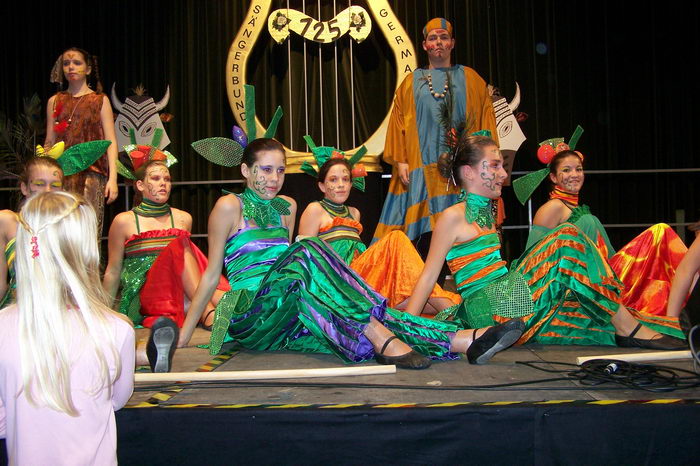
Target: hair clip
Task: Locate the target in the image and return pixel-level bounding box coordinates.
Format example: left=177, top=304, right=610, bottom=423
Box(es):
left=30, top=236, right=39, bottom=259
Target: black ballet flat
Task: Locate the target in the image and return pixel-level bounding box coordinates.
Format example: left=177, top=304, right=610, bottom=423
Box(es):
left=199, top=309, right=216, bottom=332
left=374, top=336, right=431, bottom=370
left=466, top=318, right=525, bottom=365
left=146, top=317, right=180, bottom=373
left=615, top=323, right=688, bottom=351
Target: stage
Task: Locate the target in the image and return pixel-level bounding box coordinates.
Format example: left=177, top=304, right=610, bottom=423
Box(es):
left=115, top=329, right=700, bottom=465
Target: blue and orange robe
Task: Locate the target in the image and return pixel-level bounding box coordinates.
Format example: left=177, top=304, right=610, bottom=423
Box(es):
left=373, top=65, right=498, bottom=243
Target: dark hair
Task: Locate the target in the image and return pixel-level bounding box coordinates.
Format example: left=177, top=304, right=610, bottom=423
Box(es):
left=548, top=150, right=584, bottom=191
left=59, top=47, right=103, bottom=93
left=438, top=135, right=498, bottom=186
left=318, top=158, right=352, bottom=183
left=241, top=138, right=285, bottom=167
left=19, top=157, right=64, bottom=186
left=549, top=150, right=583, bottom=175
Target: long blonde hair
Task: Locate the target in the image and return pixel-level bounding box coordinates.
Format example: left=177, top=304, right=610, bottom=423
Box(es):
left=15, top=191, right=121, bottom=416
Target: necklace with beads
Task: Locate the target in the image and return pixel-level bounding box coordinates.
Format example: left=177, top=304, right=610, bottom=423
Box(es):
left=53, top=93, right=87, bottom=134
left=426, top=72, right=449, bottom=99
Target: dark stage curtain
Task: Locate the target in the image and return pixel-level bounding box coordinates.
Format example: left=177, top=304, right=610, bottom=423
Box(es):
left=1, top=1, right=698, bottom=259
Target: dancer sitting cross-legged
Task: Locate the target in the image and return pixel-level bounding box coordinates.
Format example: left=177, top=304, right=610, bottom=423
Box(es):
left=177, top=136, right=524, bottom=368
left=297, top=137, right=460, bottom=315
left=405, top=133, right=686, bottom=350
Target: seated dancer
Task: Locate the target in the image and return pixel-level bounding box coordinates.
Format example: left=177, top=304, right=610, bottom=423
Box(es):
left=297, top=137, right=460, bottom=314
left=1, top=141, right=107, bottom=307
left=404, top=133, right=686, bottom=350
left=179, top=135, right=524, bottom=368
left=513, top=126, right=688, bottom=320
left=103, top=149, right=228, bottom=330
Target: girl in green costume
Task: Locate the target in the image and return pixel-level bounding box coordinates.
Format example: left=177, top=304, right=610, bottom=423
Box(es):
left=103, top=160, right=227, bottom=329
left=177, top=138, right=524, bottom=367
left=404, top=134, right=686, bottom=350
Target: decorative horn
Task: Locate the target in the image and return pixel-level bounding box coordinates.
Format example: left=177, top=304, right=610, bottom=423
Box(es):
left=154, top=86, right=171, bottom=112
left=110, top=83, right=124, bottom=114
left=508, top=82, right=521, bottom=112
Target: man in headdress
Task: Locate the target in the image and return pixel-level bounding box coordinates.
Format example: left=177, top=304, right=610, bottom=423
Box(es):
left=373, top=18, right=498, bottom=253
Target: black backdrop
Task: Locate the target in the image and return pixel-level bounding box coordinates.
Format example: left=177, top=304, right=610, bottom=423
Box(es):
left=2, top=0, right=698, bottom=260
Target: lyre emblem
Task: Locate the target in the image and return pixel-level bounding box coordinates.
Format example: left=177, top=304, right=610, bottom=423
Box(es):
left=226, top=0, right=417, bottom=173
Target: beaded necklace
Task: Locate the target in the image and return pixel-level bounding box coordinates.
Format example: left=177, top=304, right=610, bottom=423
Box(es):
left=426, top=73, right=450, bottom=99
left=319, top=198, right=350, bottom=218
left=132, top=198, right=171, bottom=217
left=550, top=187, right=579, bottom=207
left=241, top=187, right=291, bottom=227
left=460, top=190, right=495, bottom=229
left=53, top=92, right=87, bottom=134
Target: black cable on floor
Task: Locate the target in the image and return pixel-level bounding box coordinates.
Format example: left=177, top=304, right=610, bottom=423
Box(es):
left=517, top=359, right=700, bottom=393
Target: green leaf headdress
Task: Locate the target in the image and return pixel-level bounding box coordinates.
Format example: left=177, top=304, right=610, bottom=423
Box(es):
left=190, top=84, right=283, bottom=167
left=36, top=140, right=112, bottom=176
left=299, top=135, right=368, bottom=192
left=512, top=125, right=584, bottom=205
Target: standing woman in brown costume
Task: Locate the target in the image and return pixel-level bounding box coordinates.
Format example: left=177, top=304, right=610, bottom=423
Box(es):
left=44, top=47, right=119, bottom=235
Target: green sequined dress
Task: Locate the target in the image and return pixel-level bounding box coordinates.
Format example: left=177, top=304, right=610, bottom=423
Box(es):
left=208, top=192, right=463, bottom=361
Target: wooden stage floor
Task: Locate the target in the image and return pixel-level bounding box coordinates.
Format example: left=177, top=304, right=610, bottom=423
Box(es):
left=129, top=328, right=700, bottom=406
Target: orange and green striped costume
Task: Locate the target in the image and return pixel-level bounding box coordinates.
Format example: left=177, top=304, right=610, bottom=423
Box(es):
left=443, top=223, right=683, bottom=345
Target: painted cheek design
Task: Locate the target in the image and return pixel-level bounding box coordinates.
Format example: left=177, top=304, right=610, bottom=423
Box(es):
left=479, top=161, right=499, bottom=191
left=252, top=166, right=268, bottom=196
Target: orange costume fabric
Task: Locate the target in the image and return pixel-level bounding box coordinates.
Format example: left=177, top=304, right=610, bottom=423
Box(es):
left=609, top=224, right=688, bottom=316
left=319, top=216, right=461, bottom=309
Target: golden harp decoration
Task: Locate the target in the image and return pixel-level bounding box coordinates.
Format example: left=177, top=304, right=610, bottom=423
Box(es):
left=268, top=6, right=371, bottom=44
left=226, top=0, right=418, bottom=173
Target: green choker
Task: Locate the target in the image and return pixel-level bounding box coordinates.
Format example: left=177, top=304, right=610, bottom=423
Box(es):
left=241, top=188, right=291, bottom=227
left=132, top=199, right=171, bottom=217
left=319, top=198, right=350, bottom=218
left=459, top=190, right=495, bottom=229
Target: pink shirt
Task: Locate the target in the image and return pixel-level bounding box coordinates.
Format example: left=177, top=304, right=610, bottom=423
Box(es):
left=0, top=305, right=135, bottom=465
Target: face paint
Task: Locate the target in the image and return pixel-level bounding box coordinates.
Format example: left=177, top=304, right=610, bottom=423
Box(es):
left=25, top=165, right=64, bottom=195
left=469, top=145, right=507, bottom=199
left=246, top=149, right=286, bottom=200
left=141, top=165, right=172, bottom=203
left=422, top=28, right=454, bottom=61
left=321, top=164, right=351, bottom=204
left=553, top=155, right=584, bottom=193
left=62, top=50, right=90, bottom=82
